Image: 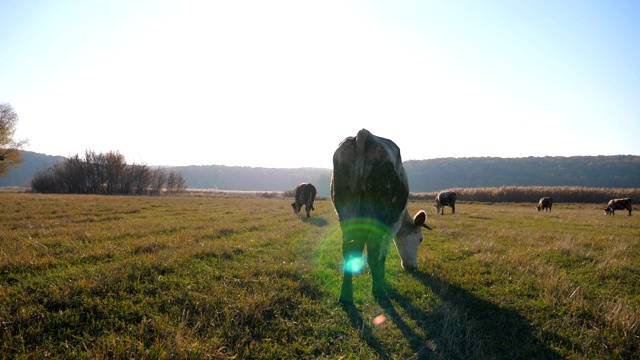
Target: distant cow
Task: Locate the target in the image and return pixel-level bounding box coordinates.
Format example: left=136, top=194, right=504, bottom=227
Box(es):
left=331, top=129, right=432, bottom=302
left=604, top=198, right=632, bottom=216
left=291, top=183, right=317, bottom=218
left=434, top=191, right=456, bottom=215
left=537, top=197, right=553, bottom=212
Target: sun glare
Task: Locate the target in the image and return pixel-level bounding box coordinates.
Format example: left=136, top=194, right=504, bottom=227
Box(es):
left=343, top=256, right=366, bottom=274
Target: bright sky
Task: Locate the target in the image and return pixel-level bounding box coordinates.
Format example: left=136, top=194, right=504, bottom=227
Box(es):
left=1, top=0, right=639, bottom=169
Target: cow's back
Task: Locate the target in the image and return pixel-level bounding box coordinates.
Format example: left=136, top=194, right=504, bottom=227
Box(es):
left=439, top=192, right=456, bottom=205
left=606, top=197, right=632, bottom=215
left=331, top=129, right=408, bottom=226
left=295, top=183, right=316, bottom=203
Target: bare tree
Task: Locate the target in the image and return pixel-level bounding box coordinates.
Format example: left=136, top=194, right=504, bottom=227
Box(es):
left=0, top=103, right=28, bottom=177
left=166, top=170, right=187, bottom=194
left=103, top=151, right=127, bottom=194
left=174, top=171, right=186, bottom=193
left=149, top=168, right=167, bottom=195
left=128, top=164, right=151, bottom=195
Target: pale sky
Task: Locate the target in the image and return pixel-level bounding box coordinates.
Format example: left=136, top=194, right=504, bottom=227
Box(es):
left=1, top=0, right=638, bottom=169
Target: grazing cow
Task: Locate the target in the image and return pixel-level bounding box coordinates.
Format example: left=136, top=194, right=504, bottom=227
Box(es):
left=331, top=129, right=432, bottom=302
left=537, top=197, right=553, bottom=212
left=291, top=183, right=317, bottom=218
left=433, top=191, right=456, bottom=215
left=604, top=198, right=632, bottom=216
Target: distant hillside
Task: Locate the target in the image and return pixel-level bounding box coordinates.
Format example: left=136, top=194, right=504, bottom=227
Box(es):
left=3, top=153, right=639, bottom=195
left=0, top=151, right=66, bottom=187
left=404, top=156, right=640, bottom=192
left=173, top=156, right=640, bottom=195
left=171, top=165, right=332, bottom=195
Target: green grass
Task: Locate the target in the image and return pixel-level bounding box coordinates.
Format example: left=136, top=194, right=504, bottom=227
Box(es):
left=1, top=192, right=638, bottom=359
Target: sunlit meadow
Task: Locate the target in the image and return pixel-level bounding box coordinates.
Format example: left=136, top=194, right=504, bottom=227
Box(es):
left=1, top=191, right=638, bottom=358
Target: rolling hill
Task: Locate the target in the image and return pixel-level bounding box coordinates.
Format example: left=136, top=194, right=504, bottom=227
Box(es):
left=0, top=151, right=66, bottom=188
left=2, top=152, right=639, bottom=196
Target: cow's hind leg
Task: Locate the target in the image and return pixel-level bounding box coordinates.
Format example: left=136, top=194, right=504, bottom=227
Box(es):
left=340, top=236, right=365, bottom=303
left=366, top=239, right=388, bottom=299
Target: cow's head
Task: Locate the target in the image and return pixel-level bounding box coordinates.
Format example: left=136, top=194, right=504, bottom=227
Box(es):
left=604, top=207, right=614, bottom=215
left=394, top=210, right=432, bottom=270
left=432, top=204, right=441, bottom=213
left=291, top=202, right=301, bottom=215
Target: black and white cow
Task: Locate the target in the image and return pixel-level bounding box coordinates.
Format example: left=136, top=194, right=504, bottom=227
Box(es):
left=604, top=198, right=632, bottom=216
left=434, top=191, right=456, bottom=215
left=331, top=129, right=432, bottom=302
left=537, top=197, right=553, bottom=212
left=291, top=183, right=317, bottom=218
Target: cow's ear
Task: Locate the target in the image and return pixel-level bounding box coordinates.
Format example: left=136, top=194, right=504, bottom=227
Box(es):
left=413, top=210, right=426, bottom=226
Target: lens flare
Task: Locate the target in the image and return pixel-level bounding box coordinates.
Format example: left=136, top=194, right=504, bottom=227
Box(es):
left=339, top=216, right=390, bottom=239
left=310, top=214, right=394, bottom=296
left=343, top=256, right=366, bottom=274
left=372, top=314, right=387, bottom=325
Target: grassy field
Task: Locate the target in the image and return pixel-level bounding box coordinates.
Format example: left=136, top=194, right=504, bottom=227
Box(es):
left=0, top=191, right=638, bottom=359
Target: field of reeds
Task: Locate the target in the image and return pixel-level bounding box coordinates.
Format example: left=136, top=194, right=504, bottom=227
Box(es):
left=1, top=190, right=639, bottom=359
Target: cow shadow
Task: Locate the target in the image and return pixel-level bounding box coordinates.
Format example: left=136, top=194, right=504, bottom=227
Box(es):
left=304, top=217, right=329, bottom=227
left=340, top=302, right=389, bottom=359
left=341, top=271, right=567, bottom=359
left=468, top=215, right=492, bottom=220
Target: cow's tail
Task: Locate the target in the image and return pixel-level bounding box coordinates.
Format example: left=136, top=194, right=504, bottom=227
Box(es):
left=354, top=129, right=369, bottom=193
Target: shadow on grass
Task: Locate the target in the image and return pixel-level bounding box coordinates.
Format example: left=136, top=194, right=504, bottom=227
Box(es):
left=468, top=215, right=493, bottom=220
left=340, top=301, right=389, bottom=359
left=341, top=271, right=568, bottom=359
left=304, top=217, right=329, bottom=227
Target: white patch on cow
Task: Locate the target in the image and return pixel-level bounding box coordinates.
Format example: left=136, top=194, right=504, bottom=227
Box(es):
left=393, top=210, right=427, bottom=270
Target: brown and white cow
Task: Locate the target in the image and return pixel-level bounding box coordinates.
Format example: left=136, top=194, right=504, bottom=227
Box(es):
left=434, top=191, right=456, bottom=215
left=604, top=198, right=632, bottom=216
left=331, top=129, right=432, bottom=302
left=291, top=183, right=317, bottom=218
left=537, top=197, right=553, bottom=212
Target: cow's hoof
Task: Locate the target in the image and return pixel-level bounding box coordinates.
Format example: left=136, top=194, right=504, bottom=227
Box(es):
left=374, top=293, right=392, bottom=308
left=338, top=297, right=354, bottom=305
left=373, top=292, right=388, bottom=301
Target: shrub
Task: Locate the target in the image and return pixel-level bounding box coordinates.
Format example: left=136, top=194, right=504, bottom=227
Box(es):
left=30, top=150, right=186, bottom=195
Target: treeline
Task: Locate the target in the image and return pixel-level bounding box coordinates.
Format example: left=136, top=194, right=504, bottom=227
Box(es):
left=173, top=156, right=640, bottom=195
left=31, top=151, right=186, bottom=195
left=5, top=153, right=640, bottom=196
left=411, top=186, right=640, bottom=204
left=405, top=155, right=640, bottom=191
